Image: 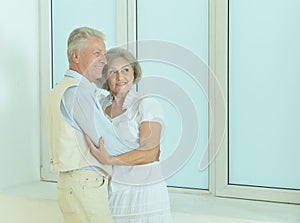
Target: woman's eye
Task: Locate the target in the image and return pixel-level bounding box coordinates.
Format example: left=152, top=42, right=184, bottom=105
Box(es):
left=123, top=68, right=130, bottom=73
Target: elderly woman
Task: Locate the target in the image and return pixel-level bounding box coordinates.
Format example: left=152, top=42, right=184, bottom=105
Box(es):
left=86, top=47, right=173, bottom=223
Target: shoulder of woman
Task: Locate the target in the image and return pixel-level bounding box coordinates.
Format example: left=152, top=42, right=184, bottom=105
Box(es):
left=137, top=96, right=162, bottom=109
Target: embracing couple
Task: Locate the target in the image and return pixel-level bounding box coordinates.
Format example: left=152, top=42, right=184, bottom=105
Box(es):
left=46, top=26, right=173, bottom=223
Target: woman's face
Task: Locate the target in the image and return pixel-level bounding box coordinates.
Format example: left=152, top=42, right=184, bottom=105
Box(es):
left=106, top=57, right=135, bottom=95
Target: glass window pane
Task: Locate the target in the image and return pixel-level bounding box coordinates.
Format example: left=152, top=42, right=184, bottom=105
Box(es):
left=229, top=0, right=300, bottom=189
left=137, top=0, right=209, bottom=189
left=51, top=0, right=117, bottom=86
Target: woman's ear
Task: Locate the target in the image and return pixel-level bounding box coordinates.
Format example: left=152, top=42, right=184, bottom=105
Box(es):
left=71, top=50, right=80, bottom=63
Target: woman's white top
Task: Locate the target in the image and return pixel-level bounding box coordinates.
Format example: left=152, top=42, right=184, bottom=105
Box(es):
left=100, top=85, right=165, bottom=185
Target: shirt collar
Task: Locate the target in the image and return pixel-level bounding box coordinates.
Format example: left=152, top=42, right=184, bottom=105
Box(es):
left=122, top=85, right=140, bottom=110
left=65, top=69, right=97, bottom=92
left=101, top=85, right=140, bottom=110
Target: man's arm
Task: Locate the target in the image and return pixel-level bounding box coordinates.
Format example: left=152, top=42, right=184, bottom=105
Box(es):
left=62, top=85, right=105, bottom=147
left=86, top=121, right=161, bottom=165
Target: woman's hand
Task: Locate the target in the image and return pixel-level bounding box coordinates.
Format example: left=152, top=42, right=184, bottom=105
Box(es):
left=85, top=135, right=113, bottom=164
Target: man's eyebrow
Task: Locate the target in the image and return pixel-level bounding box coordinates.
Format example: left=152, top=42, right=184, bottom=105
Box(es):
left=94, top=48, right=105, bottom=52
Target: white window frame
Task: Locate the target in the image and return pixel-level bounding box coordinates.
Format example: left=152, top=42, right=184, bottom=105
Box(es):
left=39, top=0, right=55, bottom=181
left=211, top=0, right=300, bottom=204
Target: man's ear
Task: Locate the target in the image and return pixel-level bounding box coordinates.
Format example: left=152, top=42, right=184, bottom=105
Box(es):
left=71, top=50, right=80, bottom=63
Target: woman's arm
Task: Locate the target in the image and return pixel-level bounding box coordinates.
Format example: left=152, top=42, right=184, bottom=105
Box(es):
left=85, top=121, right=162, bottom=165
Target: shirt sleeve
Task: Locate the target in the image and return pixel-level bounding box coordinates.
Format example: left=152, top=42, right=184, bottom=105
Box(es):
left=138, top=97, right=164, bottom=126
left=61, top=85, right=105, bottom=147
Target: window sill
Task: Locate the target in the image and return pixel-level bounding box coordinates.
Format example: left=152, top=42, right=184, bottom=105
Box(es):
left=0, top=180, right=57, bottom=200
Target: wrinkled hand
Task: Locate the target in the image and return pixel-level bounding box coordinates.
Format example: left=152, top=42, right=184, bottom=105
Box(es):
left=85, top=135, right=113, bottom=164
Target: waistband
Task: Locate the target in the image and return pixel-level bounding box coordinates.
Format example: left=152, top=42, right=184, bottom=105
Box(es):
left=60, top=169, right=110, bottom=180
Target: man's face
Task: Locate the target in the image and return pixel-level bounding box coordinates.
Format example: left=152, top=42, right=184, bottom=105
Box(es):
left=77, top=37, right=107, bottom=82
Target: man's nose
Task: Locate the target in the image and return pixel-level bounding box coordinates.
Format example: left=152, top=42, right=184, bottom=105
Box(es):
left=101, top=54, right=107, bottom=64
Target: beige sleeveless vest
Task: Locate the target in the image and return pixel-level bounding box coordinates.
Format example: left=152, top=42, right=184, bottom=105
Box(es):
left=46, top=77, right=112, bottom=176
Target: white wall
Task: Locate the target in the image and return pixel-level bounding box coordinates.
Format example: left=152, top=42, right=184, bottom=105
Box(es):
left=0, top=0, right=40, bottom=189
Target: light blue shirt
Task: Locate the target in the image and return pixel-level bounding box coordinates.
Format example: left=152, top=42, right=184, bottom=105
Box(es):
left=59, top=70, right=119, bottom=171
left=60, top=71, right=163, bottom=175
left=60, top=70, right=110, bottom=145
